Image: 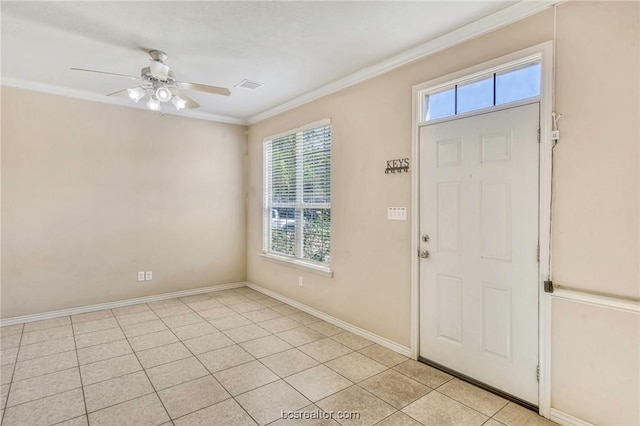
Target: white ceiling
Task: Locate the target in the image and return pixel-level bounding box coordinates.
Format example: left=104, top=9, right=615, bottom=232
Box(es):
left=1, top=1, right=533, bottom=124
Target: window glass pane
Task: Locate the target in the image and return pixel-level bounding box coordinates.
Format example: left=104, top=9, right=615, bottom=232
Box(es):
left=302, top=125, right=331, bottom=204
left=265, top=122, right=332, bottom=264
left=270, top=207, right=296, bottom=256
left=424, top=88, right=455, bottom=120
left=303, top=208, right=330, bottom=263
left=457, top=77, right=493, bottom=114
left=270, top=134, right=297, bottom=203
left=496, top=63, right=541, bottom=104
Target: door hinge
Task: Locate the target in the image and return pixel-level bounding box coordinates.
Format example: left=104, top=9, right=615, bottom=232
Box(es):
left=536, top=365, right=540, bottom=382
left=537, top=127, right=541, bottom=143
left=544, top=280, right=554, bottom=293
left=536, top=244, right=540, bottom=262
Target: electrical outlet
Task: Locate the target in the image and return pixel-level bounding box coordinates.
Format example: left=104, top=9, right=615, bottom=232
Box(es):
left=298, top=276, right=303, bottom=287
left=145, top=271, right=153, bottom=281
left=137, top=271, right=146, bottom=282
left=387, top=207, right=407, bottom=221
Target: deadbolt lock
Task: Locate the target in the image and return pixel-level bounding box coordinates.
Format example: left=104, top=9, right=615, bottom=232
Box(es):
left=422, top=234, right=430, bottom=243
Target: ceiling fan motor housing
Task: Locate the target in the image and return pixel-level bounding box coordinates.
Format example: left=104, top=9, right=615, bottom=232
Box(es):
left=148, top=50, right=168, bottom=63
left=141, top=67, right=175, bottom=83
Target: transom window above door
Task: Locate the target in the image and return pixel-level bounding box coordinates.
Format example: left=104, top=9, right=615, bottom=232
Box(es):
left=423, top=62, right=541, bottom=122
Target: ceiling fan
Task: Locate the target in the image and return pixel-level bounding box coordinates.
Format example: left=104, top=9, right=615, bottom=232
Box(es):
left=71, top=50, right=230, bottom=112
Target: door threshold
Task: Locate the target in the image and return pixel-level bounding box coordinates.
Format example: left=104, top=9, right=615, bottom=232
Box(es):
left=418, top=357, right=538, bottom=413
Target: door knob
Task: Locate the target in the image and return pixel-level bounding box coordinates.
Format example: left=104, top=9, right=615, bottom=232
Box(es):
left=418, top=250, right=430, bottom=259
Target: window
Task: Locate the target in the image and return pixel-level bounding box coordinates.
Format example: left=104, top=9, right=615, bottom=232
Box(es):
left=423, top=62, right=541, bottom=121
left=456, top=76, right=494, bottom=113
left=264, top=120, right=331, bottom=267
left=424, top=88, right=455, bottom=120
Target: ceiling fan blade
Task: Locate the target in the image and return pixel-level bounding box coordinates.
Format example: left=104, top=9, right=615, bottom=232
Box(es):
left=176, top=81, right=231, bottom=96
left=71, top=68, right=139, bottom=80
left=106, top=88, right=129, bottom=97
left=171, top=88, right=200, bottom=109
left=150, top=61, right=170, bottom=81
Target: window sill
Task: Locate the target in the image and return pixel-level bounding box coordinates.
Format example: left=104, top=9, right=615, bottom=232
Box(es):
left=259, top=253, right=334, bottom=278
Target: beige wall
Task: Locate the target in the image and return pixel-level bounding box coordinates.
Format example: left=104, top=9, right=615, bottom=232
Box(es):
left=1, top=87, right=247, bottom=317
left=552, top=300, right=640, bottom=425
left=247, top=2, right=639, bottom=424
left=1, top=1, right=637, bottom=423
left=247, top=8, right=555, bottom=350
left=550, top=3, right=639, bottom=425
left=553, top=1, right=639, bottom=298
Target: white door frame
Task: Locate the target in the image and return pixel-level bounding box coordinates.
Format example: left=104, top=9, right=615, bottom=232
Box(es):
left=410, top=41, right=554, bottom=418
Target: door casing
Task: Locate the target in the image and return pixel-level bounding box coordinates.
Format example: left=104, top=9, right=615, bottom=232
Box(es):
left=410, top=41, right=554, bottom=418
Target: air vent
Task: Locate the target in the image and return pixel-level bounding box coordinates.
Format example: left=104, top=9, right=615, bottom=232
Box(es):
left=235, top=79, right=264, bottom=90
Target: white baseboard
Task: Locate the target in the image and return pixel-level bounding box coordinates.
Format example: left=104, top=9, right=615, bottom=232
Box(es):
left=246, top=281, right=412, bottom=357
left=550, top=408, right=596, bottom=426
left=1, top=280, right=412, bottom=359
left=0, top=281, right=246, bottom=327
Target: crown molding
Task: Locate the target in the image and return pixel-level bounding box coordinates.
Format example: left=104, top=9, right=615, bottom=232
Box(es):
left=1, top=1, right=561, bottom=128
left=247, top=0, right=560, bottom=125
left=0, top=77, right=247, bottom=126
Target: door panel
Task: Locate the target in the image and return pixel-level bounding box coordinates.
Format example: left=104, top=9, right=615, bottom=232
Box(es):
left=419, top=103, right=540, bottom=404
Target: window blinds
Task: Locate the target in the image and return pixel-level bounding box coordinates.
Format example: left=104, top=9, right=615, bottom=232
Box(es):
left=264, top=121, right=331, bottom=264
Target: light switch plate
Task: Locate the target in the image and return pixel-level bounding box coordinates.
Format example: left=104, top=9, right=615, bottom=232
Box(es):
left=145, top=271, right=153, bottom=281
left=387, top=207, right=407, bottom=221
left=137, top=271, right=146, bottom=282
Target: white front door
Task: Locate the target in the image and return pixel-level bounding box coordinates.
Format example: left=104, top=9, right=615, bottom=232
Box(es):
left=419, top=103, right=540, bottom=404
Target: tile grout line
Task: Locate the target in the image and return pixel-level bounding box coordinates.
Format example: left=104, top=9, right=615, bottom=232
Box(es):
left=5, top=296, right=386, bottom=422
left=151, top=293, right=245, bottom=424
left=6, top=290, right=476, bottom=426
left=151, top=291, right=264, bottom=425
left=286, top=323, right=513, bottom=424
left=233, top=307, right=423, bottom=425
left=334, top=384, right=400, bottom=426
left=173, top=290, right=342, bottom=424
left=199, top=294, right=406, bottom=424
left=50, top=414, right=89, bottom=426
left=2, top=387, right=85, bottom=413
left=1, top=323, right=26, bottom=426
left=67, top=322, right=322, bottom=390
left=17, top=325, right=123, bottom=355
left=434, top=387, right=509, bottom=419
left=26, top=288, right=235, bottom=422
left=228, top=339, right=375, bottom=423
left=70, top=318, right=91, bottom=425
left=430, top=378, right=510, bottom=419
left=2, top=289, right=542, bottom=426
left=111, top=304, right=175, bottom=425
left=78, top=389, right=158, bottom=421
left=371, top=411, right=413, bottom=426
left=187, top=291, right=284, bottom=424
left=325, top=361, right=429, bottom=426
left=8, top=347, right=249, bottom=417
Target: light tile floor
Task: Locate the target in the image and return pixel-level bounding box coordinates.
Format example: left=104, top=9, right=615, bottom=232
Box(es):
left=0, top=287, right=558, bottom=426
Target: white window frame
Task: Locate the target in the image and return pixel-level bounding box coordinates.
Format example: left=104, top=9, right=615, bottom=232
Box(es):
left=420, top=57, right=542, bottom=124
left=261, top=119, right=333, bottom=277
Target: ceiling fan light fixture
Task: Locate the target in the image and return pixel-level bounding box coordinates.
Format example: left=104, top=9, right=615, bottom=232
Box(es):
left=147, top=96, right=161, bottom=111
left=155, top=86, right=172, bottom=103
left=171, top=95, right=187, bottom=110
left=72, top=51, right=230, bottom=113
left=127, top=86, right=146, bottom=102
